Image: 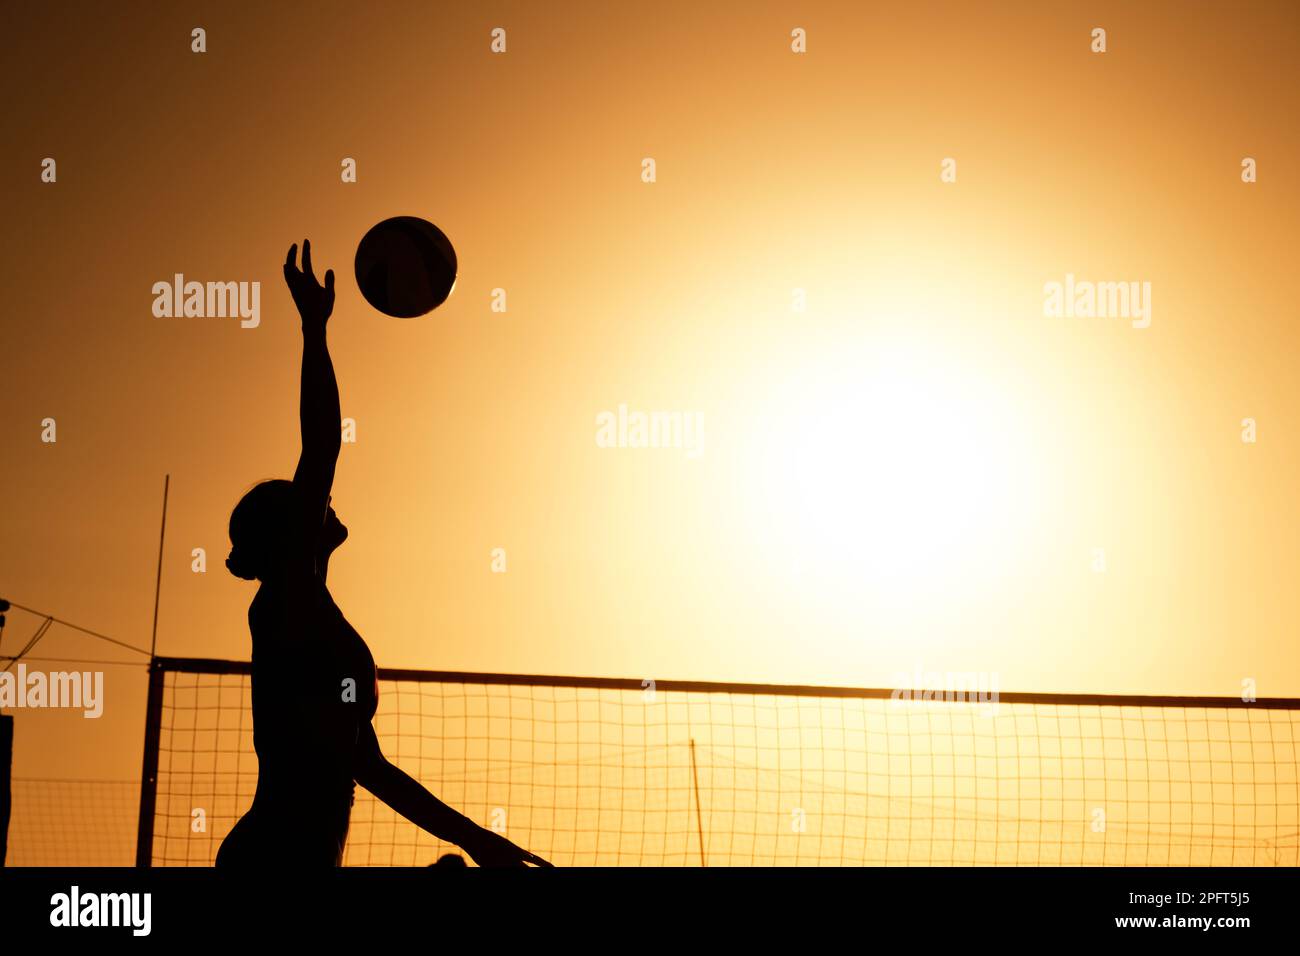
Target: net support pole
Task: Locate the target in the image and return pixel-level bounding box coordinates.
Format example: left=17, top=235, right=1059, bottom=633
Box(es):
left=136, top=473, right=169, bottom=866
left=0, top=713, right=12, bottom=866
left=150, top=474, right=169, bottom=659
left=689, top=738, right=706, bottom=867
left=135, top=659, right=165, bottom=867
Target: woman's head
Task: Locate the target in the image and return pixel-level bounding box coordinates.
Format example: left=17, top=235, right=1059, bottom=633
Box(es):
left=226, top=480, right=295, bottom=581
left=226, top=480, right=348, bottom=581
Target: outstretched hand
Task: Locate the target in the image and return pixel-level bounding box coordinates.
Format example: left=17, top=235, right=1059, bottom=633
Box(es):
left=284, top=239, right=335, bottom=328
left=462, top=826, right=553, bottom=868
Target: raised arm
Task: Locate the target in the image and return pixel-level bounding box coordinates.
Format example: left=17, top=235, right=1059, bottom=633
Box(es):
left=284, top=240, right=339, bottom=541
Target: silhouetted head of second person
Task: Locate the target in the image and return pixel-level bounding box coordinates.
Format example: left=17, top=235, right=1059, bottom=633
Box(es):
left=225, top=479, right=348, bottom=582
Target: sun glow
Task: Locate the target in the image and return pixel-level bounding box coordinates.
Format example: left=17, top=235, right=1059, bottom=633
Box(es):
left=746, top=337, right=1046, bottom=604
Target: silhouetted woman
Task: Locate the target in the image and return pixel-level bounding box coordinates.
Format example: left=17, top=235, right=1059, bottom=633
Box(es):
left=216, top=240, right=548, bottom=868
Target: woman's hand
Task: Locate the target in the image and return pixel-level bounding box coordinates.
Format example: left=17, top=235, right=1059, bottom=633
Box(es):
left=284, top=239, right=335, bottom=329
left=461, top=825, right=553, bottom=868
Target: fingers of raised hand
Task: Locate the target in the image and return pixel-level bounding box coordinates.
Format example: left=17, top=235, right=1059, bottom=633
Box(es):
left=302, top=239, right=315, bottom=281
left=325, top=269, right=335, bottom=292
left=285, top=242, right=298, bottom=273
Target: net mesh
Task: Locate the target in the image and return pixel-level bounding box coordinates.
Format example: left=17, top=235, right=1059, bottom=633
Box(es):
left=8, top=778, right=139, bottom=866
left=144, top=665, right=1300, bottom=866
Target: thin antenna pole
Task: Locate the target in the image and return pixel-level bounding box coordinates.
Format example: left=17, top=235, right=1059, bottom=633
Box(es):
left=689, top=738, right=706, bottom=867
left=149, top=474, right=169, bottom=659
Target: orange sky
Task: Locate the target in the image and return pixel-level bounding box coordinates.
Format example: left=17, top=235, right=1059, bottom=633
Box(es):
left=1, top=0, right=1298, bottom=796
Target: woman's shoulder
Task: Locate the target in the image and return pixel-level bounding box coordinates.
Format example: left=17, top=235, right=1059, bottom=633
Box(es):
left=248, top=575, right=314, bottom=629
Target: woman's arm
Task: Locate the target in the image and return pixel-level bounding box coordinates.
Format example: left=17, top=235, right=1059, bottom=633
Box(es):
left=354, top=723, right=476, bottom=845
left=353, top=721, right=552, bottom=866
left=284, top=240, right=339, bottom=540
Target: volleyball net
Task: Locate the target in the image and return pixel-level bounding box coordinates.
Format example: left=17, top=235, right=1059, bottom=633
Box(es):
left=8, top=777, right=139, bottom=866
left=137, top=657, right=1300, bottom=866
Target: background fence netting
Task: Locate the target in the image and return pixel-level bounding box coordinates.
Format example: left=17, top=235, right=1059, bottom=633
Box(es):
left=8, top=778, right=139, bottom=866
left=138, top=658, right=1300, bottom=866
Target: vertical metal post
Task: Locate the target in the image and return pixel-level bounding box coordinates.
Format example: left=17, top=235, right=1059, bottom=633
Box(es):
left=136, top=473, right=169, bottom=866
left=0, top=713, right=12, bottom=866
left=135, top=659, right=165, bottom=867
left=689, top=738, right=706, bottom=867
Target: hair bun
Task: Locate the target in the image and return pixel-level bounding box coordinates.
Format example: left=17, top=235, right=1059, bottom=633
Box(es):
left=225, top=548, right=260, bottom=581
